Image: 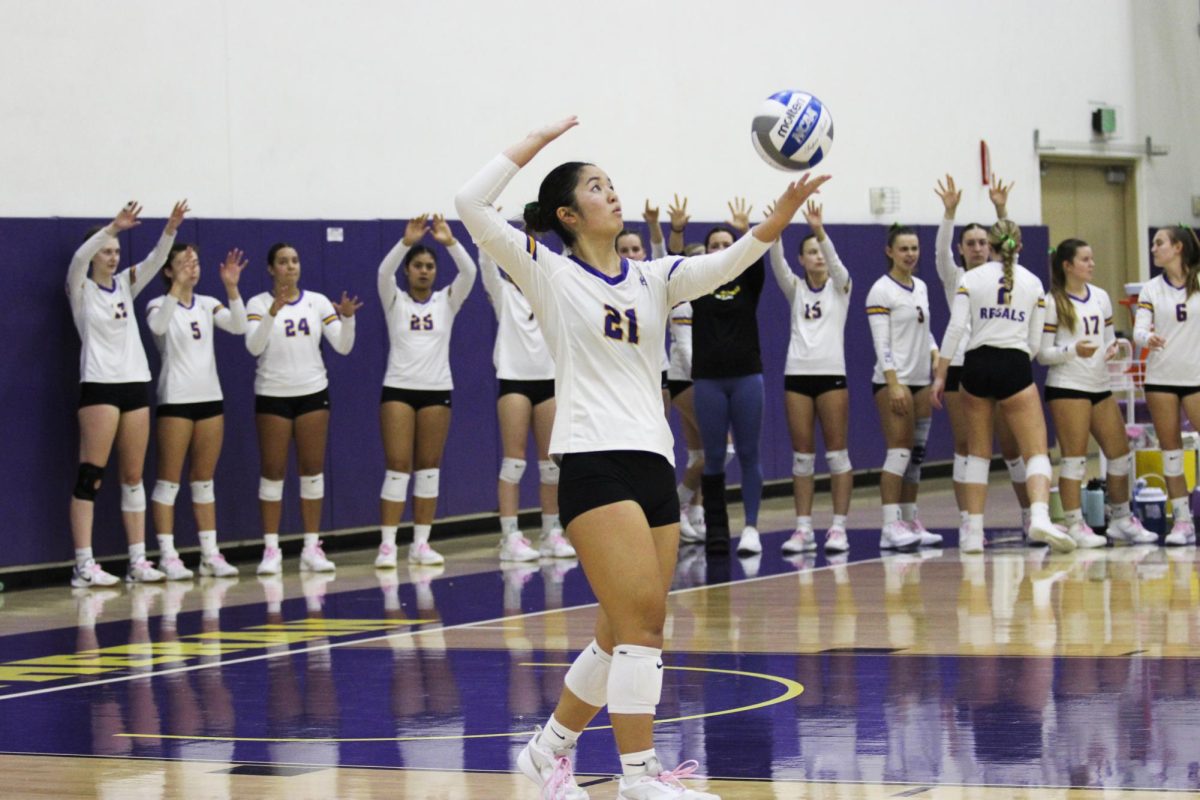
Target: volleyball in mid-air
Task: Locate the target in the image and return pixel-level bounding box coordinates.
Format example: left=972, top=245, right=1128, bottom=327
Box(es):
left=751, top=90, right=834, bottom=171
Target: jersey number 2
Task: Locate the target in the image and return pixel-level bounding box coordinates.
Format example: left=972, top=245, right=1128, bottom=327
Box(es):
left=603, top=305, right=639, bottom=344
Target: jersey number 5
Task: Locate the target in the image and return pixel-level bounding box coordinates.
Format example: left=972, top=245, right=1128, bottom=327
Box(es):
left=603, top=305, right=640, bottom=344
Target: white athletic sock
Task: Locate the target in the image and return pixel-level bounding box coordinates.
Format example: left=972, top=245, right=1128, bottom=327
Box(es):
left=1063, top=508, right=1083, bottom=527
left=303, top=532, right=319, bottom=549
left=541, top=514, right=559, bottom=534
left=882, top=504, right=901, bottom=525
left=413, top=524, right=432, bottom=546
left=537, top=714, right=581, bottom=752
left=1021, top=507, right=1032, bottom=529
left=832, top=514, right=847, bottom=529
left=264, top=533, right=280, bottom=550
left=969, top=514, right=985, bottom=535
left=796, top=515, right=813, bottom=531
left=157, top=533, right=176, bottom=556
left=198, top=530, right=218, bottom=556
left=960, top=509, right=970, bottom=526
left=75, top=547, right=94, bottom=569
left=620, top=747, right=659, bottom=780
left=1030, top=502, right=1052, bottom=526
left=381, top=525, right=398, bottom=547
left=1172, top=497, right=1191, bottom=522
left=499, top=516, right=519, bottom=535
left=128, top=543, right=146, bottom=563
left=900, top=503, right=917, bottom=522
left=1109, top=501, right=1131, bottom=520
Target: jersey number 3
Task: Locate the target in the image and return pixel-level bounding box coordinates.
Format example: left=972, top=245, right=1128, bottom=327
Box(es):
left=603, top=305, right=640, bottom=344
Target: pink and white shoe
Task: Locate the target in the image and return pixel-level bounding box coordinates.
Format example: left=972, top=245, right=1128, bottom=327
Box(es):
left=1066, top=522, right=1107, bottom=549
left=199, top=551, right=238, bottom=578
left=1109, top=514, right=1159, bottom=545
left=300, top=542, right=335, bottom=572
left=906, top=518, right=943, bottom=547
left=1164, top=519, right=1197, bottom=547
left=70, top=560, right=120, bottom=588
left=781, top=527, right=816, bottom=554
left=499, top=532, right=540, bottom=562
left=539, top=529, right=576, bottom=558
left=374, top=542, right=399, bottom=569
left=616, top=759, right=719, bottom=799
left=126, top=557, right=166, bottom=583
left=823, top=526, right=849, bottom=553
left=407, top=541, right=445, bottom=566
left=256, top=546, right=283, bottom=575
left=159, top=553, right=194, bottom=581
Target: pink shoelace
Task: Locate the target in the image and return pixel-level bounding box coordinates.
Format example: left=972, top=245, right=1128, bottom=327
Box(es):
left=207, top=553, right=229, bottom=565
left=543, top=755, right=575, bottom=799
left=379, top=543, right=395, bottom=556
left=654, top=760, right=700, bottom=788
left=306, top=541, right=327, bottom=558
left=263, top=546, right=281, bottom=559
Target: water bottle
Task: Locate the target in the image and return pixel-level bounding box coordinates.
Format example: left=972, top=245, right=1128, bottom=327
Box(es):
left=1082, top=479, right=1106, bottom=529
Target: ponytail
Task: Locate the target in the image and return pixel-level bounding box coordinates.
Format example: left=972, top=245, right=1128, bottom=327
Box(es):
left=988, top=219, right=1021, bottom=295
left=1050, top=239, right=1087, bottom=333
left=1164, top=225, right=1200, bottom=298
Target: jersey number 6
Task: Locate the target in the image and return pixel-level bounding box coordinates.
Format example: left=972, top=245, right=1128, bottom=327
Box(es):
left=603, top=305, right=640, bottom=344
left=1178, top=303, right=1188, bottom=323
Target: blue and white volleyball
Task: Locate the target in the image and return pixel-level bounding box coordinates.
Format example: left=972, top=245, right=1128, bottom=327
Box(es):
left=751, top=90, right=834, bottom=171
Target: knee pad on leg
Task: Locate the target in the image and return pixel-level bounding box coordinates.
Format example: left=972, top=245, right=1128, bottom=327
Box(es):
left=1059, top=456, right=1087, bottom=482
left=912, top=417, right=932, bottom=463
left=189, top=479, right=215, bottom=505
left=381, top=470, right=410, bottom=502
left=299, top=473, right=324, bottom=500
left=1025, top=454, right=1052, bottom=481
left=1005, top=456, right=1026, bottom=484
left=1163, top=449, right=1184, bottom=478
left=883, top=448, right=911, bottom=477
left=1107, top=452, right=1133, bottom=477
left=538, top=459, right=559, bottom=486
left=686, top=449, right=704, bottom=470
left=499, top=457, right=526, bottom=484
left=964, top=456, right=991, bottom=485
left=73, top=463, right=105, bottom=501
left=121, top=482, right=146, bottom=512
left=413, top=468, right=440, bottom=498
left=953, top=454, right=969, bottom=483
left=606, top=644, right=664, bottom=715
left=151, top=480, right=180, bottom=506
left=563, top=640, right=612, bottom=708
left=258, top=477, right=284, bottom=502
left=826, top=449, right=852, bottom=475
left=792, top=452, right=815, bottom=478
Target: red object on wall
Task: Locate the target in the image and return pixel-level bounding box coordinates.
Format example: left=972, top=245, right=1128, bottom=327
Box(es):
left=980, top=140, right=991, bottom=185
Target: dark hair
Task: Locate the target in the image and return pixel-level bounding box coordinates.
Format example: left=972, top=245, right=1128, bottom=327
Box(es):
left=523, top=161, right=591, bottom=248
left=616, top=228, right=644, bottom=246
left=267, top=242, right=296, bottom=266
left=797, top=233, right=819, bottom=255
left=885, top=225, right=918, bottom=269
left=958, top=223, right=987, bottom=246
left=683, top=243, right=706, bottom=257
left=162, top=242, right=198, bottom=287
left=1050, top=238, right=1087, bottom=334
left=704, top=225, right=737, bottom=251
left=988, top=219, right=1022, bottom=294
left=1162, top=225, right=1200, bottom=298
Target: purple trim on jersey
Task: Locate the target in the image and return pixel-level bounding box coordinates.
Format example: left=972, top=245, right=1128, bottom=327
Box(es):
left=804, top=275, right=827, bottom=294
left=570, top=255, right=628, bottom=286
left=94, top=278, right=118, bottom=294
left=405, top=290, right=435, bottom=306
left=667, top=258, right=685, bottom=280
left=1067, top=286, right=1091, bottom=303
left=287, top=290, right=305, bottom=306
left=181, top=296, right=196, bottom=310
left=1165, top=274, right=1187, bottom=291
left=886, top=274, right=916, bottom=293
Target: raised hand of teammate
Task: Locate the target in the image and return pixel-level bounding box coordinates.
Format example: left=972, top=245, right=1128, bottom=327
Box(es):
left=111, top=201, right=143, bottom=232
left=165, top=200, right=191, bottom=235
left=403, top=214, right=430, bottom=247
left=727, top=196, right=752, bottom=233
left=430, top=214, right=457, bottom=247
left=220, top=248, right=248, bottom=292
left=935, top=174, right=961, bottom=217
left=335, top=291, right=364, bottom=318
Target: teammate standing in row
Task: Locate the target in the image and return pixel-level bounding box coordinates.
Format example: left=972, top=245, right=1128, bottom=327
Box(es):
left=146, top=244, right=247, bottom=579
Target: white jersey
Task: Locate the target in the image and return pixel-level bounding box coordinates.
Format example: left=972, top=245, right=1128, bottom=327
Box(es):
left=934, top=216, right=970, bottom=367
left=378, top=240, right=477, bottom=390
left=456, top=155, right=771, bottom=465
left=479, top=248, right=555, bottom=381
left=146, top=293, right=247, bottom=404
left=1037, top=284, right=1115, bottom=393
left=1134, top=274, right=1200, bottom=386
left=940, top=261, right=1045, bottom=359
left=770, top=236, right=851, bottom=376
left=866, top=273, right=935, bottom=385
left=245, top=290, right=355, bottom=397
left=667, top=301, right=693, bottom=381
left=66, top=227, right=175, bottom=384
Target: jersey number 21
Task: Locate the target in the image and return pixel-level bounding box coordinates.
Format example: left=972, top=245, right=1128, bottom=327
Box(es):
left=603, top=305, right=639, bottom=344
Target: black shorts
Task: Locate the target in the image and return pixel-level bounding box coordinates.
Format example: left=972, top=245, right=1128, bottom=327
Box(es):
left=255, top=389, right=331, bottom=419
left=944, top=365, right=963, bottom=393
left=872, top=382, right=929, bottom=395
left=1143, top=384, right=1200, bottom=400
left=381, top=386, right=452, bottom=411
left=961, top=347, right=1033, bottom=400
left=1044, top=386, right=1113, bottom=405
left=79, top=382, right=150, bottom=413
left=558, top=450, right=678, bottom=529
left=666, top=379, right=693, bottom=399
left=158, top=400, right=224, bottom=421
left=785, top=374, right=847, bottom=399
left=498, top=378, right=555, bottom=407
left=661, top=370, right=669, bottom=390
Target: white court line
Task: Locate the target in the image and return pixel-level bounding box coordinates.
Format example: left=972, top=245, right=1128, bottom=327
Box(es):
left=0, top=553, right=886, bottom=703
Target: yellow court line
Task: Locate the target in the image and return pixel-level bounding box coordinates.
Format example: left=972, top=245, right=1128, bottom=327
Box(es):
left=116, top=663, right=804, bottom=743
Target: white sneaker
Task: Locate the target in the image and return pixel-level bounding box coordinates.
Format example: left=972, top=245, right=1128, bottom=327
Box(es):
left=374, top=542, right=399, bottom=569
left=1029, top=519, right=1076, bottom=553
left=1164, top=520, right=1197, bottom=546
left=70, top=560, right=120, bottom=588
left=616, top=759, right=719, bottom=799
left=299, top=543, right=335, bottom=572
left=256, top=546, right=283, bottom=575
left=736, top=526, right=762, bottom=555
left=408, top=541, right=445, bottom=565
left=199, top=552, right=238, bottom=578
left=781, top=527, right=816, bottom=554
left=880, top=521, right=920, bottom=550
left=960, top=527, right=984, bottom=554
left=1067, top=522, right=1107, bottom=549
left=539, top=529, right=577, bottom=558
left=126, top=557, right=166, bottom=583
left=907, top=518, right=943, bottom=547
left=823, top=525, right=849, bottom=553
left=688, top=505, right=707, bottom=537
left=159, top=553, right=194, bottom=581
left=679, top=512, right=703, bottom=544
left=1108, top=514, right=1159, bottom=545
left=500, top=532, right=540, bottom=562
left=516, top=727, right=587, bottom=800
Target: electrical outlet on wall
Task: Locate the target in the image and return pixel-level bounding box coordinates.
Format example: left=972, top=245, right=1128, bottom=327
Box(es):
left=326, top=227, right=344, bottom=243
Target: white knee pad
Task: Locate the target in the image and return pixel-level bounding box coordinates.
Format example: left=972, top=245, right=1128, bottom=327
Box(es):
left=299, top=473, right=324, bottom=500
left=499, top=457, right=526, bottom=484
left=792, top=452, right=816, bottom=478
left=882, top=448, right=912, bottom=477
left=563, top=640, right=612, bottom=708
left=121, top=482, right=146, bottom=512
left=1059, top=456, right=1087, bottom=482
left=1005, top=456, right=1026, bottom=484
left=259, top=477, right=284, bottom=502
left=151, top=480, right=180, bottom=506
left=953, top=454, right=969, bottom=483
left=686, top=449, right=704, bottom=470
left=413, top=468, right=440, bottom=498
left=826, top=449, right=852, bottom=475
left=964, top=455, right=991, bottom=485
left=190, top=479, right=215, bottom=505
left=1163, top=449, right=1185, bottom=478
left=606, top=644, right=664, bottom=715
left=1025, top=454, right=1052, bottom=481
left=381, top=470, right=410, bottom=502
left=1107, top=452, right=1133, bottom=477
left=538, top=459, right=559, bottom=486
